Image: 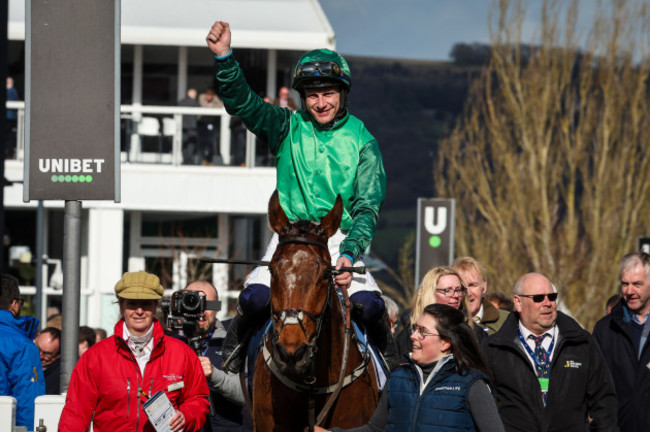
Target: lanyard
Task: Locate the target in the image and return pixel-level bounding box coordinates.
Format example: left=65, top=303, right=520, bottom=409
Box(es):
left=517, top=328, right=555, bottom=373
left=201, top=330, right=214, bottom=356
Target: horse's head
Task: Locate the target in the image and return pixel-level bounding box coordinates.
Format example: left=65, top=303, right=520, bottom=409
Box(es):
left=266, top=190, right=343, bottom=380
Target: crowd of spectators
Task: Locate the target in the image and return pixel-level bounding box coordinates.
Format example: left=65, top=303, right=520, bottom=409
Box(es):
left=3, top=250, right=649, bottom=431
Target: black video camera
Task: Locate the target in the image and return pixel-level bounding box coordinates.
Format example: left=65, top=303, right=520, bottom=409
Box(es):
left=162, top=290, right=221, bottom=331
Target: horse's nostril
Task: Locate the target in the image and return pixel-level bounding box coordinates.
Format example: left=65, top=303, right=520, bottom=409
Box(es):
left=294, top=344, right=307, bottom=360
left=275, top=343, right=290, bottom=363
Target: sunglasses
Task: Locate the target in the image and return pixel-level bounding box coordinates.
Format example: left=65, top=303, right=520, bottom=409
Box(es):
left=517, top=293, right=558, bottom=303
left=295, top=61, right=344, bottom=78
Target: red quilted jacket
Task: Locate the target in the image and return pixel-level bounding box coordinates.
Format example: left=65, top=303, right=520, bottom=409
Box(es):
left=59, top=319, right=209, bottom=431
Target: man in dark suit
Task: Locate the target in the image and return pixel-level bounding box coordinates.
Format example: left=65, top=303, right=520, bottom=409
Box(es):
left=594, top=252, right=650, bottom=432
left=483, top=273, right=618, bottom=432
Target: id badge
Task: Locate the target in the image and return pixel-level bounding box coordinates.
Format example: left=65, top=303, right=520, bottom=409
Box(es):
left=538, top=377, right=549, bottom=391
left=167, top=381, right=184, bottom=392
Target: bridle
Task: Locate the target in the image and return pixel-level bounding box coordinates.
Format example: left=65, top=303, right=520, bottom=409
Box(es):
left=263, top=234, right=369, bottom=432
left=270, top=236, right=332, bottom=367
left=200, top=236, right=370, bottom=431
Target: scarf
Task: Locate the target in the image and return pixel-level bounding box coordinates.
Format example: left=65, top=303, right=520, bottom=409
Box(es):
left=126, top=324, right=154, bottom=360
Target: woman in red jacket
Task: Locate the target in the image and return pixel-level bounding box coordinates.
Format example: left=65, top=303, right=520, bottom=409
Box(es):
left=59, top=271, right=210, bottom=432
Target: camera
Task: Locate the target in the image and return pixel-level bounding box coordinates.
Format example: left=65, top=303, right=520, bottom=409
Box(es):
left=162, top=290, right=221, bottom=331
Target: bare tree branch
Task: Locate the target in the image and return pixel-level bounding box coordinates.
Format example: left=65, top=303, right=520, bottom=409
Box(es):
left=436, top=0, right=650, bottom=328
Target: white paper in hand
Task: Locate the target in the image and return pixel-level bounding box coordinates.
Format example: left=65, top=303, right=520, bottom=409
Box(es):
left=143, top=391, right=176, bottom=432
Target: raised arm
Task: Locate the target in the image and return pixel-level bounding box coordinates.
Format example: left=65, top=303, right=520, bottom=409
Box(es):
left=206, top=21, right=292, bottom=150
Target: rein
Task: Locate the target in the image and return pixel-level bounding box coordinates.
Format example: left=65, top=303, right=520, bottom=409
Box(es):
left=312, top=281, right=353, bottom=429
left=259, top=276, right=366, bottom=432
left=267, top=235, right=363, bottom=432
left=200, top=236, right=370, bottom=430
left=199, top=257, right=366, bottom=275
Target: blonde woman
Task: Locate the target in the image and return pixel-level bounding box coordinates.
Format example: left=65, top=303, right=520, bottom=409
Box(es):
left=391, top=266, right=481, bottom=370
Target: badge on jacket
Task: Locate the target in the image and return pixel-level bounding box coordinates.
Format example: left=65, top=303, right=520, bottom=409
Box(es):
left=168, top=381, right=184, bottom=392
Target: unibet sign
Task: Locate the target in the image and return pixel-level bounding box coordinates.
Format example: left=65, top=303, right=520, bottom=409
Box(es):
left=415, top=198, right=455, bottom=289
left=39, top=158, right=106, bottom=184
left=38, top=159, right=104, bottom=183
left=24, top=0, right=119, bottom=202
left=39, top=158, right=105, bottom=174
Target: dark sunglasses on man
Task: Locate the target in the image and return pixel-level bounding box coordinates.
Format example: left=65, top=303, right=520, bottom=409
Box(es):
left=517, top=293, right=558, bottom=303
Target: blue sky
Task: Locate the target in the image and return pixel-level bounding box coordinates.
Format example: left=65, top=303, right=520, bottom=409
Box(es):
left=319, top=0, right=598, bottom=61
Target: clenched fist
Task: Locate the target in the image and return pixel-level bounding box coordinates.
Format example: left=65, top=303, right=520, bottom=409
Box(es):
left=198, top=356, right=213, bottom=377
left=206, top=21, right=232, bottom=57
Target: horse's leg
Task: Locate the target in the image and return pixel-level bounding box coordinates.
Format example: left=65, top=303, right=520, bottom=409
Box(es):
left=253, top=354, right=275, bottom=432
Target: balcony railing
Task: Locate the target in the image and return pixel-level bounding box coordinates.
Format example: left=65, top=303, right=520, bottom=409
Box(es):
left=5, top=101, right=275, bottom=168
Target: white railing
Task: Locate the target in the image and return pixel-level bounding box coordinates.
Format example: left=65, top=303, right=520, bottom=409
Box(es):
left=6, top=101, right=274, bottom=168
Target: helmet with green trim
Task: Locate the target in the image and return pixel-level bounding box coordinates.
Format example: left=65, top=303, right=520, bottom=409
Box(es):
left=292, top=49, right=351, bottom=92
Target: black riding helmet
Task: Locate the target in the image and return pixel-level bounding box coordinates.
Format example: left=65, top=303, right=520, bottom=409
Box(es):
left=292, top=49, right=352, bottom=123
left=292, top=49, right=352, bottom=91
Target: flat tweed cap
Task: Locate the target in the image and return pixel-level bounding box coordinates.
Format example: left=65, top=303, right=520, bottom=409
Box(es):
left=114, top=271, right=163, bottom=299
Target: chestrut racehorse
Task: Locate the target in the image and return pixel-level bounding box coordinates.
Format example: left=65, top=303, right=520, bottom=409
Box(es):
left=251, top=191, right=379, bottom=431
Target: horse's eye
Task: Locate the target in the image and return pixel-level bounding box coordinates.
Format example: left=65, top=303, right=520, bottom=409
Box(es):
left=269, top=260, right=284, bottom=278
left=321, top=264, right=331, bottom=280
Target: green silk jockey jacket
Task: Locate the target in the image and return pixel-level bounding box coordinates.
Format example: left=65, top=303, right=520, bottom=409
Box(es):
left=214, top=56, right=386, bottom=260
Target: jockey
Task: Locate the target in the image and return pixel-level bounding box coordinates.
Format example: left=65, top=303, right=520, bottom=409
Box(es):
left=206, top=21, right=390, bottom=373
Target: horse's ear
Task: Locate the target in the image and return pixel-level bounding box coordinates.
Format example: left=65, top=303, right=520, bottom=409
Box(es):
left=320, top=195, right=343, bottom=238
left=268, top=190, right=290, bottom=234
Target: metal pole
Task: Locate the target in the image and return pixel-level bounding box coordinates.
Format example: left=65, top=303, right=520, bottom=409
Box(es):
left=0, top=0, right=8, bottom=274
left=34, top=200, right=44, bottom=326
left=61, top=200, right=82, bottom=393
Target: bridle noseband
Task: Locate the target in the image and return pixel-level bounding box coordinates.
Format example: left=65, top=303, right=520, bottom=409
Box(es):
left=271, top=236, right=332, bottom=351
left=262, top=234, right=371, bottom=432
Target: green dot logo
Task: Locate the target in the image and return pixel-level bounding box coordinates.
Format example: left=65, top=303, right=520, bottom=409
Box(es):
left=49, top=174, right=94, bottom=183
left=429, top=235, right=442, bottom=248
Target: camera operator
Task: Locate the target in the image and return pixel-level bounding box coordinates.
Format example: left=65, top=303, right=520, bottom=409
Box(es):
left=183, top=281, right=246, bottom=432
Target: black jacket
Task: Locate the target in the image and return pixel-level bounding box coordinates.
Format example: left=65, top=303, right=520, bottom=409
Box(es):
left=593, top=301, right=650, bottom=432
left=43, top=357, right=61, bottom=395
left=482, top=311, right=618, bottom=432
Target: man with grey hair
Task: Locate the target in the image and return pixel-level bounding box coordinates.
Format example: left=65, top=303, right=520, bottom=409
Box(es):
left=594, top=252, right=650, bottom=432
left=453, top=256, right=510, bottom=335
left=381, top=295, right=399, bottom=335
left=483, top=272, right=617, bottom=431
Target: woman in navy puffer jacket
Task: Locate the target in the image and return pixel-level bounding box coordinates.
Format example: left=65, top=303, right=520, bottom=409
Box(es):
left=319, top=304, right=505, bottom=432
